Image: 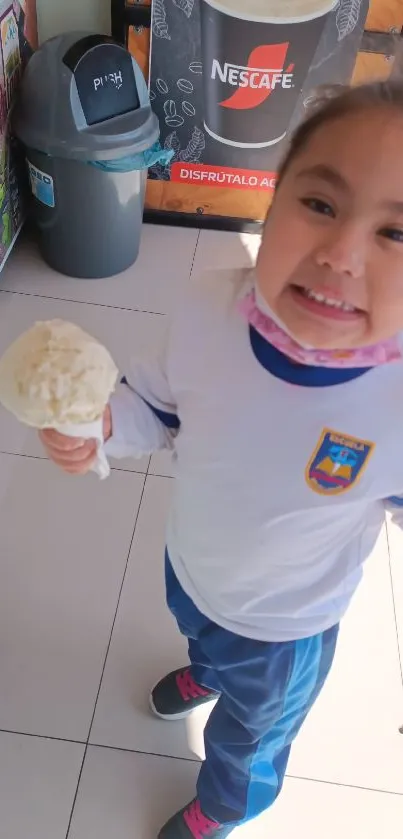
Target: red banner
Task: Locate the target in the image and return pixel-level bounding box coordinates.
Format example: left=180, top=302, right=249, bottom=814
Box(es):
left=171, top=162, right=277, bottom=192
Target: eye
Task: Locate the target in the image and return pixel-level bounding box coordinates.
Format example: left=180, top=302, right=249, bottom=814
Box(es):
left=379, top=227, right=403, bottom=243
left=300, top=197, right=335, bottom=217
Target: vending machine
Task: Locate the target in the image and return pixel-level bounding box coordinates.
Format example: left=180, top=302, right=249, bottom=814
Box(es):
left=0, top=0, right=37, bottom=271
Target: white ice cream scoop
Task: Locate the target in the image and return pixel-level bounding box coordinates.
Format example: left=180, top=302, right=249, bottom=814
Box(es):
left=0, top=319, right=118, bottom=479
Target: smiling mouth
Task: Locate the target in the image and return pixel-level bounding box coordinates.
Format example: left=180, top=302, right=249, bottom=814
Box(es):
left=290, top=285, right=363, bottom=316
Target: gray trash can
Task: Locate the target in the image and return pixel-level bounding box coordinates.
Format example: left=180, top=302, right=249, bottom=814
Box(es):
left=13, top=32, right=159, bottom=279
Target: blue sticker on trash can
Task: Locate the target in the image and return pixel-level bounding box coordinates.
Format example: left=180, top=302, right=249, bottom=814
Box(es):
left=27, top=161, right=55, bottom=208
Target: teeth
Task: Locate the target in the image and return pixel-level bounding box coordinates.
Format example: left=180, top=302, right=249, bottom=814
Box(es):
left=303, top=288, right=355, bottom=312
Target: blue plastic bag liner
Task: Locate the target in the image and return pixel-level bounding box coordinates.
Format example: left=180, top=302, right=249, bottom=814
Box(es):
left=89, top=142, right=174, bottom=172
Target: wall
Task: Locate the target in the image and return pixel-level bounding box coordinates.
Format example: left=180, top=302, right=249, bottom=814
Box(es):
left=36, top=0, right=111, bottom=42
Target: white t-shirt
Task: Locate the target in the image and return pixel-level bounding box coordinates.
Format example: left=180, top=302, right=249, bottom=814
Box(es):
left=106, top=268, right=403, bottom=641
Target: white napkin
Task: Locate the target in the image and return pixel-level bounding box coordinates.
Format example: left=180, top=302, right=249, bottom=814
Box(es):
left=53, top=416, right=110, bottom=480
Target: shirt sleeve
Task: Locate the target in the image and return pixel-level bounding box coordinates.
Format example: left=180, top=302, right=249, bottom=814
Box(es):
left=105, top=340, right=179, bottom=460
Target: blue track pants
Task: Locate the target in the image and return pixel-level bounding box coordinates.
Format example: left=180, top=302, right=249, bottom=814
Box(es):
left=166, top=556, right=339, bottom=825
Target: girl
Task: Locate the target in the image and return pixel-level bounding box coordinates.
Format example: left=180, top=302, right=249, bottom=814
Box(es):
left=42, top=81, right=403, bottom=839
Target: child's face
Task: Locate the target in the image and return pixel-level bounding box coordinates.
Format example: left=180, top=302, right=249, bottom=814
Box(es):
left=256, top=108, right=403, bottom=349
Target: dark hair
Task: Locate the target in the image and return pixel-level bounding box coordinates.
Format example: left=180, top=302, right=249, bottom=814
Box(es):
left=276, top=80, right=403, bottom=187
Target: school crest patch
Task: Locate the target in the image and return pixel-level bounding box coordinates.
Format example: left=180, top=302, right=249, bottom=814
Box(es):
left=306, top=428, right=375, bottom=496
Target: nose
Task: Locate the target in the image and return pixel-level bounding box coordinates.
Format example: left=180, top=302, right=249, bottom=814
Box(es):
left=314, top=223, right=367, bottom=279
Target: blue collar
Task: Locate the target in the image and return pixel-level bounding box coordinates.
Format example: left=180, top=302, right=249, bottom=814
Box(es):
left=249, top=326, right=370, bottom=387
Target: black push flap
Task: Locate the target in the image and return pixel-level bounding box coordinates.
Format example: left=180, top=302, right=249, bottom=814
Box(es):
left=63, top=35, right=140, bottom=126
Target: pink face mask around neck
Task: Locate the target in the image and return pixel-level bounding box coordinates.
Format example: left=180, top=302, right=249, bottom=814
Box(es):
left=238, top=289, right=403, bottom=369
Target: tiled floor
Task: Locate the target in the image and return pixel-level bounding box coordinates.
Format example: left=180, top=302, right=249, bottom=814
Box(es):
left=0, top=225, right=402, bottom=838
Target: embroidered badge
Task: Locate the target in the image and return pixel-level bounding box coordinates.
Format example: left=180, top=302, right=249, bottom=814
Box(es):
left=306, top=429, right=375, bottom=495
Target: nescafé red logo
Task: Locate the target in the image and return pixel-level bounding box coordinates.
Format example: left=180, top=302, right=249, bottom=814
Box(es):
left=211, top=43, right=295, bottom=111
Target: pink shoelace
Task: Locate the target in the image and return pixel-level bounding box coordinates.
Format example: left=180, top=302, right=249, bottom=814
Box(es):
left=183, top=799, right=221, bottom=839
left=176, top=668, right=212, bottom=702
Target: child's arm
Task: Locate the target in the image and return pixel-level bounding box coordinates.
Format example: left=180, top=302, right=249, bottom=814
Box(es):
left=105, top=350, right=179, bottom=460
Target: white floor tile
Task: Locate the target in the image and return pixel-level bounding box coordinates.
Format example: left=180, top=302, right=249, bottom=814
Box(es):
left=149, top=450, right=175, bottom=478
left=69, top=745, right=403, bottom=839
left=0, top=292, right=166, bottom=472
left=290, top=526, right=403, bottom=794
left=192, top=229, right=261, bottom=278
left=258, top=777, right=403, bottom=839
left=0, top=731, right=84, bottom=839
left=2, top=225, right=198, bottom=314
left=0, top=453, right=145, bottom=740
left=68, top=746, right=199, bottom=839
left=90, top=476, right=195, bottom=756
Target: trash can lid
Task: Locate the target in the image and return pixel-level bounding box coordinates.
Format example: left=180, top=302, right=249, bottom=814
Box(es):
left=13, top=32, right=160, bottom=161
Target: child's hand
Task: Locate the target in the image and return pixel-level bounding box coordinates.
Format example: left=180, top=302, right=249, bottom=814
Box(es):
left=39, top=406, right=112, bottom=475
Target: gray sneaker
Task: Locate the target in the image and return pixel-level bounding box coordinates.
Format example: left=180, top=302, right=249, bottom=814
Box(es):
left=150, top=667, right=219, bottom=721
left=158, top=798, right=234, bottom=839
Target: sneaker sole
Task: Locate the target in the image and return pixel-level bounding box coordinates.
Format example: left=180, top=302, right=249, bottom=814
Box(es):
left=149, top=692, right=217, bottom=721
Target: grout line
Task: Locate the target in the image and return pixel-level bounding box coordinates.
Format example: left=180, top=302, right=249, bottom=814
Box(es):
left=84, top=742, right=403, bottom=799
left=0, top=726, right=198, bottom=765
left=285, top=772, right=403, bottom=799
left=0, top=287, right=167, bottom=317
left=385, top=520, right=403, bottom=690
left=147, top=472, right=174, bottom=480
left=0, top=449, right=174, bottom=477
left=0, top=727, right=85, bottom=745
left=0, top=448, right=148, bottom=475
left=89, top=741, right=201, bottom=764
left=189, top=229, right=201, bottom=280
left=64, top=747, right=88, bottom=839
left=65, top=473, right=149, bottom=837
